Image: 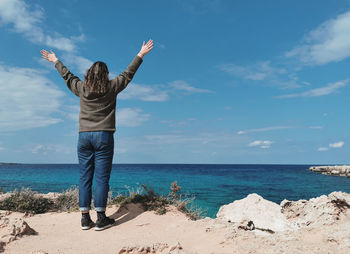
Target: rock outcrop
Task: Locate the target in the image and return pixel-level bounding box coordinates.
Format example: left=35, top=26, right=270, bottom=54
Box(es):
left=0, top=210, right=37, bottom=252
left=215, top=191, right=350, bottom=234
left=310, top=165, right=350, bottom=177
left=216, top=193, right=297, bottom=232
left=281, top=191, right=350, bottom=228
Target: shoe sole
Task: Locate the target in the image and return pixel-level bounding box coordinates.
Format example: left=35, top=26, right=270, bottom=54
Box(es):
left=81, top=226, right=92, bottom=230
left=81, top=223, right=95, bottom=230
left=94, top=222, right=116, bottom=231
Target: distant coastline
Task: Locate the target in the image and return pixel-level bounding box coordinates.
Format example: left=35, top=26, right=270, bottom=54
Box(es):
left=0, top=162, right=22, bottom=165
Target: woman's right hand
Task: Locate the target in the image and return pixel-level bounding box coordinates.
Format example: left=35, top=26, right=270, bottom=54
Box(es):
left=138, top=39, right=154, bottom=58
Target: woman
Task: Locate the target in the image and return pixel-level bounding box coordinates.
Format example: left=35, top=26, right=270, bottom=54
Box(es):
left=40, top=39, right=153, bottom=231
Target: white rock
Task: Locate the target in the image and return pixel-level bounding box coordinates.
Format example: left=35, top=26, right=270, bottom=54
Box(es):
left=281, top=191, right=350, bottom=228
left=216, top=193, right=296, bottom=232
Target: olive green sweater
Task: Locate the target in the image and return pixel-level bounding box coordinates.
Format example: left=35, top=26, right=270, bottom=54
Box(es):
left=54, top=55, right=143, bottom=132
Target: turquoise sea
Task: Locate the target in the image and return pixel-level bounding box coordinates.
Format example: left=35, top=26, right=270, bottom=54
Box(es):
left=1, top=164, right=350, bottom=218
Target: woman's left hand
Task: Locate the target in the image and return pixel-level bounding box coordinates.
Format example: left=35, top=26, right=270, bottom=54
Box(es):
left=138, top=39, right=154, bottom=58
left=40, top=49, right=58, bottom=63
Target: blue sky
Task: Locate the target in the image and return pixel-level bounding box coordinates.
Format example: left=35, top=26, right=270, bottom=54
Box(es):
left=0, top=0, right=350, bottom=164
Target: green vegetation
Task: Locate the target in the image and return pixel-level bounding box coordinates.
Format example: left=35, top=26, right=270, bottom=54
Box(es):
left=54, top=186, right=80, bottom=212
left=0, top=181, right=207, bottom=220
left=0, top=188, right=54, bottom=214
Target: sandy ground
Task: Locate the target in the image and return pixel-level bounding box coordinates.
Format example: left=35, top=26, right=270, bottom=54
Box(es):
left=2, top=204, right=233, bottom=254
left=2, top=201, right=350, bottom=254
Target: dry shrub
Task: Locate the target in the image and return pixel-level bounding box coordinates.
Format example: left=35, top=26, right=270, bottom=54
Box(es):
left=0, top=188, right=54, bottom=214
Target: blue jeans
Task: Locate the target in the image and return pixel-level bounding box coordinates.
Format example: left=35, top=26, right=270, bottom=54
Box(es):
left=77, top=131, right=114, bottom=212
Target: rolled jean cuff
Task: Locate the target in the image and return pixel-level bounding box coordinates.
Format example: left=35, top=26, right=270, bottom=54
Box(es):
left=95, top=207, right=106, bottom=212
left=79, top=207, right=90, bottom=212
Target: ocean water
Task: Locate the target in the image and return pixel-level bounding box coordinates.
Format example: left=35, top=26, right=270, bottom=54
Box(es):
left=1, top=164, right=350, bottom=218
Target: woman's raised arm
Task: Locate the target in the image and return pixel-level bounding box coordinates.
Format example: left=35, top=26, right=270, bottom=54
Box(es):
left=40, top=49, right=82, bottom=97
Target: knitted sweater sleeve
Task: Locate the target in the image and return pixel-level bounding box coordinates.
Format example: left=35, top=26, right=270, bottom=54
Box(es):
left=110, top=55, right=143, bottom=95
left=54, top=60, right=83, bottom=97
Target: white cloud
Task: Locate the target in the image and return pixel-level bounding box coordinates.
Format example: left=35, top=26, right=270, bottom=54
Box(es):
left=248, top=140, right=273, bottom=149
left=220, top=61, right=285, bottom=81
left=63, top=105, right=80, bottom=121
left=329, top=141, right=344, bottom=148
left=0, top=0, right=43, bottom=39
left=219, top=61, right=303, bottom=89
left=318, top=147, right=329, bottom=151
left=154, top=42, right=166, bottom=49
left=30, top=144, right=47, bottom=154
left=238, top=126, right=293, bottom=135
left=142, top=131, right=246, bottom=146
left=119, top=80, right=212, bottom=102
left=30, top=144, right=73, bottom=154
left=277, top=79, right=349, bottom=98
left=118, top=83, right=169, bottom=102
left=169, top=80, right=212, bottom=93
left=0, top=64, right=64, bottom=131
left=286, top=11, right=350, bottom=65
left=45, top=34, right=77, bottom=52
left=114, top=130, right=255, bottom=162
left=117, top=108, right=150, bottom=127
left=61, top=54, right=93, bottom=75
left=0, top=0, right=83, bottom=52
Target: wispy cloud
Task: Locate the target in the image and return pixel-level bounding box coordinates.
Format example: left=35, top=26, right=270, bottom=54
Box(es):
left=169, top=80, right=212, bottom=93
left=119, top=83, right=169, bottom=102
left=286, top=11, right=350, bottom=65
left=220, top=61, right=285, bottom=81
left=0, top=0, right=93, bottom=77
left=219, top=61, right=305, bottom=89
left=238, top=126, right=293, bottom=135
left=0, top=64, right=64, bottom=131
left=0, top=0, right=83, bottom=52
left=276, top=79, right=349, bottom=98
left=30, top=144, right=74, bottom=155
left=62, top=105, right=80, bottom=121
left=61, top=54, right=93, bottom=75
left=248, top=140, right=273, bottom=149
left=141, top=131, right=246, bottom=146
left=160, top=118, right=197, bottom=128
left=318, top=141, right=345, bottom=151
left=329, top=141, right=344, bottom=148
left=318, top=147, right=329, bottom=151
left=117, top=108, right=150, bottom=127
left=119, top=80, right=212, bottom=102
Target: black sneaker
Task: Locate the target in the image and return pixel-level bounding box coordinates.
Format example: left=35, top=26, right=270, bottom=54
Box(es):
left=94, top=216, right=116, bottom=231
left=81, top=216, right=95, bottom=230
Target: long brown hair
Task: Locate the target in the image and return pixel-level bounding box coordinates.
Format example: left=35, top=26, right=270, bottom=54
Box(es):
left=84, top=61, right=109, bottom=95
